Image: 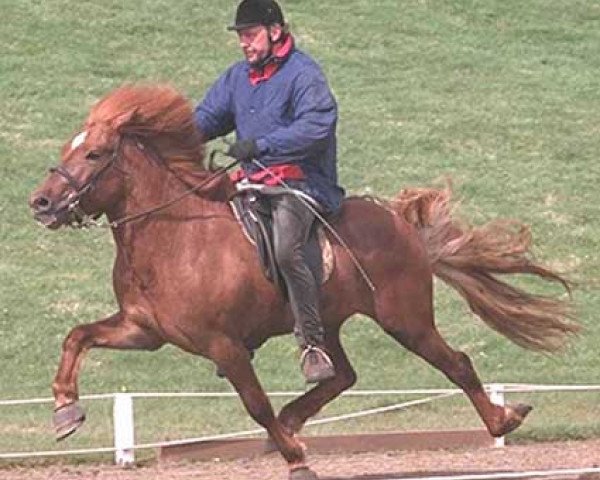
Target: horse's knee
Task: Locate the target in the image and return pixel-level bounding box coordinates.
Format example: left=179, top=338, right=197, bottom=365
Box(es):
left=62, top=326, right=90, bottom=352
left=278, top=364, right=357, bottom=435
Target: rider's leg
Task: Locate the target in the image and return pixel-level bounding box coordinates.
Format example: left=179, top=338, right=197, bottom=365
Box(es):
left=271, top=193, right=335, bottom=383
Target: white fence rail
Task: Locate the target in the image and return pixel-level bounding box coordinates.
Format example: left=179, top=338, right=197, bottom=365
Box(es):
left=1, top=383, right=599, bottom=466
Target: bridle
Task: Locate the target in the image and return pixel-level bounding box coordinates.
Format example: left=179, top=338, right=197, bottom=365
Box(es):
left=47, top=135, right=237, bottom=229
left=48, top=137, right=124, bottom=228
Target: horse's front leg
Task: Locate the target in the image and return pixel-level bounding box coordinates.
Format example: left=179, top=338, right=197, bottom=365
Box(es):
left=52, top=312, right=164, bottom=440
left=211, top=337, right=318, bottom=480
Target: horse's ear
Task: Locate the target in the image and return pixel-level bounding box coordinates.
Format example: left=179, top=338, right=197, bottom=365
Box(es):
left=111, top=108, right=138, bottom=132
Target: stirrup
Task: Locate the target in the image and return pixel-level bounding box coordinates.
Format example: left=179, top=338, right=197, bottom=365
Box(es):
left=300, top=346, right=336, bottom=384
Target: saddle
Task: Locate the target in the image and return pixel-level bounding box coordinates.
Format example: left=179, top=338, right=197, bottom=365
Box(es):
left=230, top=187, right=333, bottom=297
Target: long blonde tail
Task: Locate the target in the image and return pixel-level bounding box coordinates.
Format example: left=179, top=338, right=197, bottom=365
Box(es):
left=392, top=186, right=579, bottom=352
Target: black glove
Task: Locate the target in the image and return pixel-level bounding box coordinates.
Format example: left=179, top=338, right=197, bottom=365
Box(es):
left=226, top=139, right=259, bottom=163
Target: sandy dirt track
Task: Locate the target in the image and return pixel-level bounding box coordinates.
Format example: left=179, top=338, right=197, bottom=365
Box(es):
left=1, top=439, right=599, bottom=480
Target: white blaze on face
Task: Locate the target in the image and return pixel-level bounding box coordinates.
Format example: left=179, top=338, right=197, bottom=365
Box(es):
left=71, top=131, right=88, bottom=151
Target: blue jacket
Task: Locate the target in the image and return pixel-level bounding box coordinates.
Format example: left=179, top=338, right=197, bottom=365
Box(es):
left=194, top=42, right=345, bottom=213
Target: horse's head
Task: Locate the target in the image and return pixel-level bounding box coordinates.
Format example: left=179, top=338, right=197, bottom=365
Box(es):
left=29, top=84, right=206, bottom=229
left=29, top=111, right=133, bottom=229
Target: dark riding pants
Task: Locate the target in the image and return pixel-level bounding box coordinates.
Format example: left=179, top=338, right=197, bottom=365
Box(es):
left=271, top=194, right=325, bottom=349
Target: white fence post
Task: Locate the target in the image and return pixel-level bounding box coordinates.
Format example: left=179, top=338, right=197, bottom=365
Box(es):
left=489, top=383, right=505, bottom=448
left=113, top=393, right=135, bottom=466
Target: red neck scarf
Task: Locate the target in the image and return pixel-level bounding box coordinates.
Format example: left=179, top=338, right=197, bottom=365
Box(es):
left=248, top=34, right=294, bottom=86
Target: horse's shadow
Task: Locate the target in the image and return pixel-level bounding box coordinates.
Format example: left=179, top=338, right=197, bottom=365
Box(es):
left=321, top=471, right=513, bottom=480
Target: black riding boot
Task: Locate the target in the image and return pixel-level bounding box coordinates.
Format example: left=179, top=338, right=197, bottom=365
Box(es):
left=271, top=194, right=335, bottom=383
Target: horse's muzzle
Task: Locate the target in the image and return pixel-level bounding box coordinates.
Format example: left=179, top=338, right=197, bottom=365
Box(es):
left=29, top=193, right=70, bottom=229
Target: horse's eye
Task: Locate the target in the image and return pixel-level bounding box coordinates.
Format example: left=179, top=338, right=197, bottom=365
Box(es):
left=86, top=151, right=102, bottom=161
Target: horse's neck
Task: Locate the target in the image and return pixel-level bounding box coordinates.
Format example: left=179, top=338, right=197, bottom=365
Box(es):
left=124, top=144, right=178, bottom=209
left=108, top=143, right=233, bottom=235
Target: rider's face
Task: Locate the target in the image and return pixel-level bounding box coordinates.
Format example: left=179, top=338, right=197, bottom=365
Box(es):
left=237, top=25, right=282, bottom=65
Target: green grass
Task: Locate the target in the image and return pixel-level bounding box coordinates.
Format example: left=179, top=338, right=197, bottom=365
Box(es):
left=1, top=0, right=600, bottom=460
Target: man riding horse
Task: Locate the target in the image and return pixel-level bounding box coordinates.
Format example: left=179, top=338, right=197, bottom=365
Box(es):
left=27, top=2, right=578, bottom=479
left=194, top=0, right=344, bottom=383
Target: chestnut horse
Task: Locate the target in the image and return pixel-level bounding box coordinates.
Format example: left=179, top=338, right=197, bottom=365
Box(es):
left=29, top=85, right=577, bottom=480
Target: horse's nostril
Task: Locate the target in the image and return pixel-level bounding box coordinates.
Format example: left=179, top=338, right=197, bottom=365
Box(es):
left=31, top=195, right=52, bottom=212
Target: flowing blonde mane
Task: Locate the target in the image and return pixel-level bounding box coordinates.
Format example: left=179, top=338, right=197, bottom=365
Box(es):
left=88, top=84, right=205, bottom=166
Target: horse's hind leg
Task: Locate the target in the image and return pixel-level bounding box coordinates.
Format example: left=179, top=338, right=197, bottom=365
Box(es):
left=211, top=337, right=318, bottom=480
left=376, top=282, right=531, bottom=437
left=52, top=312, right=164, bottom=439
left=276, top=326, right=357, bottom=435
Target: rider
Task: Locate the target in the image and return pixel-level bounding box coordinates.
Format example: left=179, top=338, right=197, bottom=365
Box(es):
left=194, top=0, right=344, bottom=383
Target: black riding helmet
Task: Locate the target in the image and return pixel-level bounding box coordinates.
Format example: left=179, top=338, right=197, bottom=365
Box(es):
left=227, top=0, right=285, bottom=31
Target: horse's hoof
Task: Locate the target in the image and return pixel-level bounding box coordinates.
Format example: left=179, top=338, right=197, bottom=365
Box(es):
left=290, top=466, right=319, bottom=480
left=495, top=403, right=533, bottom=437
left=513, top=403, right=533, bottom=420
left=53, top=402, right=86, bottom=441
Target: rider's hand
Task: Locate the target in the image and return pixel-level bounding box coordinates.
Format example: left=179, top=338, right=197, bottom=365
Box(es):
left=226, top=139, right=259, bottom=164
